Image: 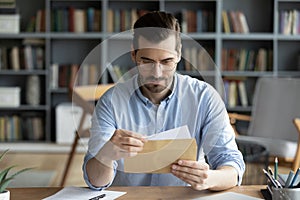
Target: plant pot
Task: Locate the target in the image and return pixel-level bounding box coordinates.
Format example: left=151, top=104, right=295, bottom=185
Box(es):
left=0, top=190, right=10, bottom=200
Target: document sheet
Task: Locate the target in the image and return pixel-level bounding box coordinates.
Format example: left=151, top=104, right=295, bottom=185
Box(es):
left=42, top=186, right=126, bottom=200
left=195, top=192, right=263, bottom=200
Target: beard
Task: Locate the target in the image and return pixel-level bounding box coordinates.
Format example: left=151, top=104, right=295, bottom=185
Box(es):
left=140, top=76, right=170, bottom=93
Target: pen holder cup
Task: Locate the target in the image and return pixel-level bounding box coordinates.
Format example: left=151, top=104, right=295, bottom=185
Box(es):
left=271, top=187, right=300, bottom=200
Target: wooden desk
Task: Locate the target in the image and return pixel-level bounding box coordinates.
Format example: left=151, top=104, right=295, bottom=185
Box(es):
left=8, top=185, right=266, bottom=199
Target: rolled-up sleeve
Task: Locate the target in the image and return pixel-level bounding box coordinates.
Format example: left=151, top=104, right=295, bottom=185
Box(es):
left=82, top=89, right=118, bottom=190
left=82, top=152, right=118, bottom=190
left=200, top=86, right=245, bottom=185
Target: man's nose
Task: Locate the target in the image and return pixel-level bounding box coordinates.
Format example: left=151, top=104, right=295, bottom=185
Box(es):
left=152, top=63, right=163, bottom=77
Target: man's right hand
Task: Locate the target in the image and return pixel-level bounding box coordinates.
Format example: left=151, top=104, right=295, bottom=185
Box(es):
left=96, top=129, right=147, bottom=166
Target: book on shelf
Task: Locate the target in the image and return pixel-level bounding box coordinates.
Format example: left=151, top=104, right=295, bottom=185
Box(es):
left=236, top=11, right=249, bottom=33
left=23, top=45, right=33, bottom=70
left=224, top=10, right=249, bottom=33
left=0, top=0, right=19, bottom=15
left=0, top=46, right=8, bottom=70
left=31, top=117, right=44, bottom=140
left=26, top=16, right=36, bottom=32
left=197, top=47, right=214, bottom=71
left=279, top=9, right=300, bottom=35
left=22, top=115, right=44, bottom=141
left=222, top=10, right=231, bottom=33
left=74, top=9, right=86, bottom=33
left=223, top=78, right=249, bottom=108
left=175, top=9, right=214, bottom=33
left=237, top=81, right=248, bottom=107
left=50, top=63, right=59, bottom=89
left=25, top=9, right=46, bottom=32
left=228, top=80, right=237, bottom=107
left=9, top=46, right=20, bottom=70
left=4, top=39, right=45, bottom=70
left=107, top=8, right=114, bottom=32
left=0, top=0, right=15, bottom=9
left=35, top=9, right=45, bottom=32
left=0, top=4, right=18, bottom=14
left=106, top=8, right=144, bottom=33
left=182, top=46, right=214, bottom=71
left=0, top=115, right=22, bottom=142
left=221, top=48, right=271, bottom=71
left=50, top=63, right=100, bottom=89
left=51, top=7, right=101, bottom=32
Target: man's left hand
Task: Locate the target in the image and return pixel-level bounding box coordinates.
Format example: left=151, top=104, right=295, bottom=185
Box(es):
left=171, top=160, right=211, bottom=191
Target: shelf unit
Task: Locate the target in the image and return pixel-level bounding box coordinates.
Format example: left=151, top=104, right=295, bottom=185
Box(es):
left=0, top=0, right=300, bottom=151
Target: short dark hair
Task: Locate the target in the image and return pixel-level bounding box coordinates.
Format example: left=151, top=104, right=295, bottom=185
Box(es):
left=132, top=11, right=181, bottom=54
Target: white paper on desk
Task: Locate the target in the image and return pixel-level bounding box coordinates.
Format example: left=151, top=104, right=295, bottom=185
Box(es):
left=146, top=125, right=191, bottom=140
left=42, top=186, right=126, bottom=200
left=193, top=192, right=263, bottom=200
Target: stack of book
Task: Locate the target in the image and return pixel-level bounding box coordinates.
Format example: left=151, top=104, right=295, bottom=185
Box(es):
left=0, top=0, right=20, bottom=33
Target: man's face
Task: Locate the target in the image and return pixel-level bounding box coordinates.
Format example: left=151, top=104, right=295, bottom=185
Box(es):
left=134, top=35, right=179, bottom=93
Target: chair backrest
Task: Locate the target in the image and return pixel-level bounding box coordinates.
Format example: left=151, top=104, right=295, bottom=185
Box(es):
left=248, top=77, right=300, bottom=142
left=70, top=84, right=114, bottom=136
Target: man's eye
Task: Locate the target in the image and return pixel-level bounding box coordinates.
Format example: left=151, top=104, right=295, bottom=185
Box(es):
left=161, top=60, right=173, bottom=65
left=142, top=60, right=153, bottom=64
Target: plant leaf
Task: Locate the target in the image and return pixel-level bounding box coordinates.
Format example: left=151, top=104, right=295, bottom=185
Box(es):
left=0, top=149, right=34, bottom=193
left=0, top=149, right=9, bottom=162
left=0, top=177, right=14, bottom=193
left=0, top=166, right=16, bottom=182
left=9, top=167, right=33, bottom=179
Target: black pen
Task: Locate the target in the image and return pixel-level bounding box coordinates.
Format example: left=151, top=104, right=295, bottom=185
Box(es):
left=268, top=167, right=274, bottom=176
left=263, top=169, right=278, bottom=188
left=89, top=194, right=106, bottom=200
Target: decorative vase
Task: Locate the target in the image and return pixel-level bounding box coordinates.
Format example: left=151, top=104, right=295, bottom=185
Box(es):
left=0, top=190, right=10, bottom=200
left=26, top=75, right=40, bottom=106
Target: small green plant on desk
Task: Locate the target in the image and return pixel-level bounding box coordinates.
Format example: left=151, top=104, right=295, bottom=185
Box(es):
left=0, top=149, right=32, bottom=200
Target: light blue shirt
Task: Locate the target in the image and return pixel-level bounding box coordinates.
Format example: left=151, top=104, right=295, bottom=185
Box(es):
left=83, top=73, right=245, bottom=190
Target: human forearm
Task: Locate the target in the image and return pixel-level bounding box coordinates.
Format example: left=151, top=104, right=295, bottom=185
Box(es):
left=85, top=129, right=147, bottom=187
left=207, top=165, right=238, bottom=191
left=171, top=160, right=238, bottom=191
left=86, top=157, right=114, bottom=187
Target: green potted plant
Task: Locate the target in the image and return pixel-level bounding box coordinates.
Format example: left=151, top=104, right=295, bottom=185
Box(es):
left=0, top=149, right=32, bottom=200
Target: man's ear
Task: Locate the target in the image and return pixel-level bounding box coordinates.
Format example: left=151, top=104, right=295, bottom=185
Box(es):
left=130, top=44, right=136, bottom=62
left=176, top=44, right=182, bottom=63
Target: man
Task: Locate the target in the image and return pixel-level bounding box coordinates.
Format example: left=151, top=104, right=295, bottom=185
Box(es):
left=83, top=11, right=245, bottom=191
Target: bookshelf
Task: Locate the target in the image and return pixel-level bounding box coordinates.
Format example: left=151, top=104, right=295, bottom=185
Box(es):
left=0, top=0, right=300, bottom=152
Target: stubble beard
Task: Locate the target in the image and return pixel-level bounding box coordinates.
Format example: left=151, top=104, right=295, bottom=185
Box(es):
left=140, top=76, right=170, bottom=93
